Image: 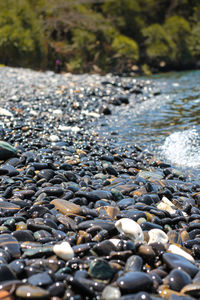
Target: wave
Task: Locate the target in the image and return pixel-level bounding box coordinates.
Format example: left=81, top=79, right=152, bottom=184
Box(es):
left=160, top=127, right=200, bottom=168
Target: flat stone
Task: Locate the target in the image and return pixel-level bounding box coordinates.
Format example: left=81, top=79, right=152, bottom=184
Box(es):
left=0, top=264, right=16, bottom=282
left=15, top=284, right=50, bottom=299
left=115, top=218, right=144, bottom=243
left=0, top=141, right=17, bottom=160
left=163, top=253, right=199, bottom=277
left=28, top=271, right=53, bottom=286
left=89, top=259, right=114, bottom=280
left=50, top=199, right=81, bottom=215
left=0, top=234, right=20, bottom=258
left=117, top=271, right=153, bottom=293
left=53, top=241, right=74, bottom=260
left=0, top=201, right=20, bottom=212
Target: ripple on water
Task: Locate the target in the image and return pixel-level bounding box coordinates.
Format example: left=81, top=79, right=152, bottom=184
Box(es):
left=160, top=126, right=200, bottom=169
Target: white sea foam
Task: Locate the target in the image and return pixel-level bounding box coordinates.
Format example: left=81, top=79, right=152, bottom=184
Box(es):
left=160, top=127, right=200, bottom=168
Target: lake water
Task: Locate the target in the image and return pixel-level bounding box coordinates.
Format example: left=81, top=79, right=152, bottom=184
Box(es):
left=98, top=70, right=200, bottom=180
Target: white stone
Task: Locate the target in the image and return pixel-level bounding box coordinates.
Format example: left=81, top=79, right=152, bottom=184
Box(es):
left=49, top=135, right=60, bottom=142
left=29, top=110, right=38, bottom=116
left=0, top=108, right=13, bottom=117
left=168, top=244, right=195, bottom=263
left=157, top=196, right=176, bottom=214
left=82, top=110, right=100, bottom=118
left=148, top=229, right=168, bottom=244
left=53, top=241, right=74, bottom=261
left=115, top=218, right=144, bottom=243
left=53, top=109, right=63, bottom=115
left=102, top=285, right=121, bottom=299
left=109, top=238, right=121, bottom=247
left=58, top=125, right=81, bottom=132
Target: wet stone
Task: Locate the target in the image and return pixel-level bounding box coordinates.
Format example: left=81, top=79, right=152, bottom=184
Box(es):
left=12, top=230, right=34, bottom=242
left=117, top=271, right=153, bottom=294
left=0, top=141, right=17, bottom=160
left=86, top=190, right=112, bottom=202
left=180, top=283, right=200, bottom=298
left=167, top=269, right=192, bottom=292
left=162, top=253, right=199, bottom=277
left=28, top=271, right=53, bottom=287
left=15, top=284, right=50, bottom=299
left=78, top=219, right=115, bottom=232
left=48, top=281, right=66, bottom=297
left=0, top=264, right=17, bottom=282
left=38, top=169, right=55, bottom=181
left=9, top=259, right=25, bottom=276
left=0, top=201, right=20, bottom=213
left=0, top=164, right=19, bottom=177
left=92, top=240, right=117, bottom=256
left=102, top=285, right=121, bottom=299
left=0, top=234, right=21, bottom=258
left=124, top=255, right=143, bottom=272
left=89, top=259, right=115, bottom=280
left=50, top=199, right=81, bottom=215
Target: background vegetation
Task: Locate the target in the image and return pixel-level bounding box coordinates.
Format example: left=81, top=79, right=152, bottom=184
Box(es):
left=0, top=0, right=200, bottom=74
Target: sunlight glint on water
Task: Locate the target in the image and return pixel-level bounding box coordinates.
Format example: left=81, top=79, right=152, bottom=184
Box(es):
left=160, top=127, right=200, bottom=168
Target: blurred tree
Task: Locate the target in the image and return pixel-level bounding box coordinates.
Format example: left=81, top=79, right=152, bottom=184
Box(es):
left=0, top=0, right=44, bottom=67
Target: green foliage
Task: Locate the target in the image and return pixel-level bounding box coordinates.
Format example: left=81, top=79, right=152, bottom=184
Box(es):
left=102, top=0, right=145, bottom=41
left=112, top=35, right=139, bottom=61
left=0, top=0, right=44, bottom=67
left=189, top=21, right=200, bottom=58
left=143, top=16, right=194, bottom=68
left=164, top=16, right=192, bottom=66
left=0, top=0, right=200, bottom=72
left=142, top=24, right=174, bottom=62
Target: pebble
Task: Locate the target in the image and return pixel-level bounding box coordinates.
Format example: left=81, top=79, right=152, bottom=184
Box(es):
left=102, top=285, right=121, bottom=299
left=50, top=199, right=81, bottom=215
left=15, top=285, right=50, bottom=299
left=117, top=271, right=153, bottom=294
left=166, top=269, right=192, bottom=292
left=115, top=218, right=144, bottom=243
left=0, top=234, right=21, bottom=258
left=0, top=67, right=199, bottom=299
left=167, top=244, right=195, bottom=263
left=148, top=228, right=169, bottom=244
left=0, top=141, right=17, bottom=160
left=162, top=253, right=199, bottom=277
left=89, top=259, right=114, bottom=280
left=53, top=241, right=74, bottom=260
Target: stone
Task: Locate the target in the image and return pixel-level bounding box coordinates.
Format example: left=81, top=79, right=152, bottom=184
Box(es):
left=89, top=259, right=114, bottom=280
left=102, top=286, right=121, bottom=299
left=50, top=199, right=81, bottom=215
left=28, top=271, right=53, bottom=286
left=115, top=218, right=144, bottom=243
left=0, top=264, right=16, bottom=282
left=117, top=271, right=153, bottom=294
left=148, top=229, right=168, bottom=245
left=53, top=241, right=74, bottom=261
left=0, top=141, right=17, bottom=160
left=0, top=234, right=20, bottom=258
left=162, top=253, right=198, bottom=277
left=167, top=269, right=192, bottom=292
left=167, top=244, right=195, bottom=263
left=15, top=285, right=50, bottom=299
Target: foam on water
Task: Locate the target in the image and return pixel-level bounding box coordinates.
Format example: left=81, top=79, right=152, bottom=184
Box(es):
left=160, top=127, right=200, bottom=168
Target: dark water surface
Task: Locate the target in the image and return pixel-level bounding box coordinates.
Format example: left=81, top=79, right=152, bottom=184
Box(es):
left=97, top=70, right=200, bottom=179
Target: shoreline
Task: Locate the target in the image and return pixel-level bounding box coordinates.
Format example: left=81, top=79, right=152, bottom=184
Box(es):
left=0, top=67, right=200, bottom=299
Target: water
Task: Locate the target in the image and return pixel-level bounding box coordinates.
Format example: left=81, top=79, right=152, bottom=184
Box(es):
left=98, top=70, right=200, bottom=179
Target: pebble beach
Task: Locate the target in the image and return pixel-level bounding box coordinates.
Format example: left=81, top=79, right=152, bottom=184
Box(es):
left=0, top=67, right=200, bottom=300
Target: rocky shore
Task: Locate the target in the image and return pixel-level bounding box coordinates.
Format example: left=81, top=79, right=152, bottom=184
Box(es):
left=0, top=67, right=200, bottom=300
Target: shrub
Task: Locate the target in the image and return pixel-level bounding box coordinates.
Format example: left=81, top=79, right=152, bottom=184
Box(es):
left=142, top=24, right=174, bottom=62
left=0, top=0, right=44, bottom=68
left=112, top=35, right=139, bottom=61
